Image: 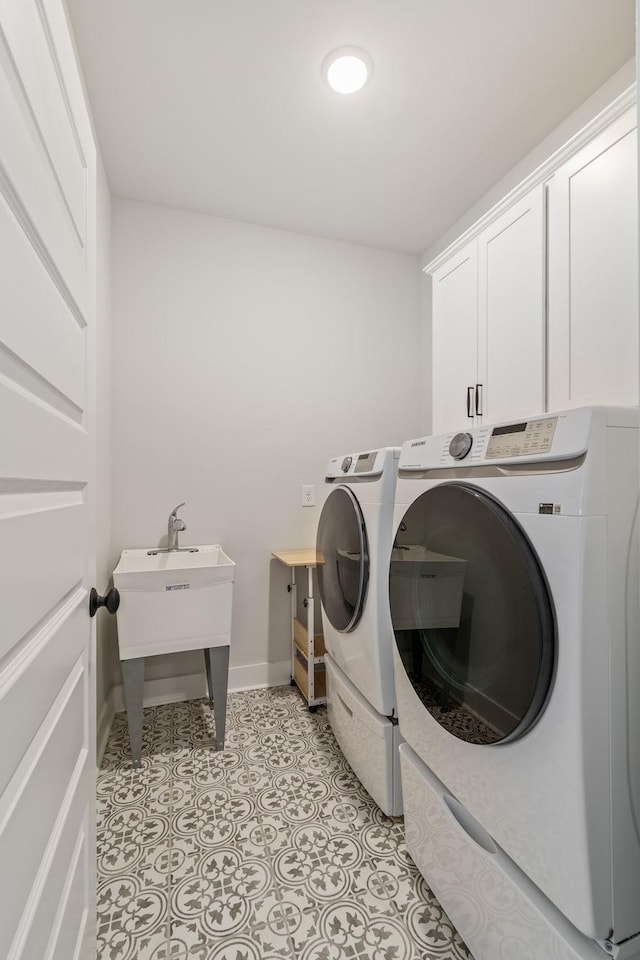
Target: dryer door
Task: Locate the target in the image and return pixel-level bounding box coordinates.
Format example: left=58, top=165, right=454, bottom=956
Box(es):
left=390, top=482, right=555, bottom=744
left=317, top=487, right=369, bottom=632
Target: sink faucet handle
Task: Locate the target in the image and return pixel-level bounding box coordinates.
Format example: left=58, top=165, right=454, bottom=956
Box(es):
left=167, top=503, right=187, bottom=550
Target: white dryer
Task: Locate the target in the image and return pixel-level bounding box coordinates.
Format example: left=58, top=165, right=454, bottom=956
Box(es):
left=316, top=447, right=402, bottom=816
left=389, top=407, right=640, bottom=960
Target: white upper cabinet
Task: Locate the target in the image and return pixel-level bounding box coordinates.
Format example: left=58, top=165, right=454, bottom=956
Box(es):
left=477, top=185, right=546, bottom=426
left=547, top=107, right=638, bottom=410
left=430, top=185, right=545, bottom=434
left=431, top=242, right=478, bottom=434
left=427, top=95, right=637, bottom=435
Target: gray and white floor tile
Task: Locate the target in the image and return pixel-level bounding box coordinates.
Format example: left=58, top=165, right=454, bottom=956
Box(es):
left=97, top=685, right=473, bottom=959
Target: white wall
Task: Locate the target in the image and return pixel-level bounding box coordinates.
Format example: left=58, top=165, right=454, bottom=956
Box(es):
left=111, top=199, right=423, bottom=691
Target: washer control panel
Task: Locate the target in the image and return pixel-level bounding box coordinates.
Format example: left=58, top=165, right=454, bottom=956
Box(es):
left=399, top=408, right=594, bottom=472
left=354, top=451, right=377, bottom=473
left=326, top=447, right=399, bottom=480
left=486, top=417, right=558, bottom=459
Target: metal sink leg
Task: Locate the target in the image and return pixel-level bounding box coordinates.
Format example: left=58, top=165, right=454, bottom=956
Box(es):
left=122, top=656, right=145, bottom=768
left=204, top=645, right=229, bottom=751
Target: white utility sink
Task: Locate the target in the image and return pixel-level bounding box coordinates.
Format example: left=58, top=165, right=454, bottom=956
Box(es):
left=113, top=544, right=235, bottom=659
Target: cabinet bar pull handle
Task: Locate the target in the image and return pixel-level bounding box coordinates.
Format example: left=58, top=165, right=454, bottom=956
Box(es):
left=475, top=384, right=483, bottom=417
left=466, top=386, right=474, bottom=418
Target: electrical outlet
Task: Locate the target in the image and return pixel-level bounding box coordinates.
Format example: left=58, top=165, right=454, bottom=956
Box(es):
left=302, top=484, right=315, bottom=507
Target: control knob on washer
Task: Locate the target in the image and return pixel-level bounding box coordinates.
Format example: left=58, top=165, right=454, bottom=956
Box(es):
left=341, top=456, right=352, bottom=472
left=449, top=432, right=473, bottom=460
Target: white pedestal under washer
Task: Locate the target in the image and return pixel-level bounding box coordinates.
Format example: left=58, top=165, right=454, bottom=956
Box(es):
left=316, top=447, right=402, bottom=816
left=389, top=407, right=640, bottom=958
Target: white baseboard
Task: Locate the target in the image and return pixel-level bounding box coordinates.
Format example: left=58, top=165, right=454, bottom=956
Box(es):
left=107, top=658, right=292, bottom=717
left=229, top=658, right=292, bottom=693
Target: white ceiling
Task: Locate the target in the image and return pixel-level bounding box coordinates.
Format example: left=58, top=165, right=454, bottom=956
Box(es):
left=67, top=0, right=635, bottom=254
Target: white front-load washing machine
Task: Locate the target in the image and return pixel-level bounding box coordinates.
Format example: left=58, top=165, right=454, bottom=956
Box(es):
left=316, top=447, right=402, bottom=816
left=389, top=407, right=640, bottom=960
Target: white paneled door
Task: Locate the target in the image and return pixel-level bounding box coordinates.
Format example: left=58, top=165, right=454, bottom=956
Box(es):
left=0, top=2, right=97, bottom=959
left=477, top=184, right=545, bottom=427
left=430, top=186, right=545, bottom=436
left=431, top=241, right=479, bottom=434
left=548, top=106, right=638, bottom=410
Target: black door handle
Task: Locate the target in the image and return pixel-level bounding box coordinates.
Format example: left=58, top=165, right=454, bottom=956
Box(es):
left=89, top=587, right=120, bottom=618
left=466, top=386, right=474, bottom=418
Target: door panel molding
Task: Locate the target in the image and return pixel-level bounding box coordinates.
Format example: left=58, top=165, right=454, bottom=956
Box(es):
left=0, top=664, right=86, bottom=959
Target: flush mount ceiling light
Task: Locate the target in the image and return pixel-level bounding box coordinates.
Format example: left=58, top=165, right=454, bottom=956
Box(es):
left=322, top=47, right=372, bottom=95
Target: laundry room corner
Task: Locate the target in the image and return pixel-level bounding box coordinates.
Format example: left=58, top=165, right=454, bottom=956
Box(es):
left=109, top=198, right=425, bottom=703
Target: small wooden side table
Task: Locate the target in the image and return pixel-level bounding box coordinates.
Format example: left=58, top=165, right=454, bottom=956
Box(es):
left=272, top=549, right=326, bottom=710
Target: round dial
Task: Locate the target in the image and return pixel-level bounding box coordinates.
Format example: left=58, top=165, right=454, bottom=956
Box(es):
left=449, top=432, right=473, bottom=460
left=341, top=456, right=353, bottom=473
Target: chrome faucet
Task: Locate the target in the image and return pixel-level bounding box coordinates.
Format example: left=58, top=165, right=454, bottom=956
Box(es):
left=168, top=502, right=186, bottom=551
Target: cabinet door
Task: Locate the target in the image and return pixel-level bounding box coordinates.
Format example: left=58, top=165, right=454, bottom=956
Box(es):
left=548, top=108, right=638, bottom=410
left=431, top=241, right=478, bottom=434
left=477, top=185, right=546, bottom=426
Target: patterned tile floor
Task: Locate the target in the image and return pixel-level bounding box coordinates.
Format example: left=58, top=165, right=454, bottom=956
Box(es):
left=97, top=685, right=473, bottom=960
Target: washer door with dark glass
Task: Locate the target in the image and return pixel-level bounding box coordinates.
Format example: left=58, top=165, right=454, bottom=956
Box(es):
left=317, top=487, right=369, bottom=632
left=389, top=482, right=555, bottom=745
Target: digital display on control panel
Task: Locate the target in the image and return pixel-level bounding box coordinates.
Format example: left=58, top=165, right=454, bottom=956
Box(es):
left=486, top=417, right=557, bottom=459
left=354, top=452, right=376, bottom=473
left=491, top=422, right=527, bottom=437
